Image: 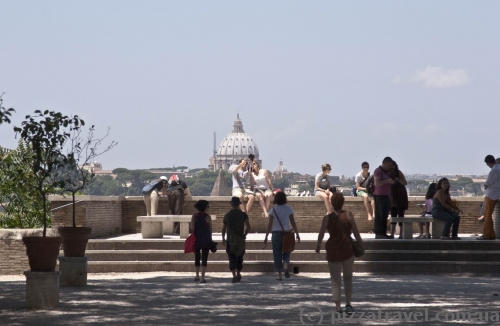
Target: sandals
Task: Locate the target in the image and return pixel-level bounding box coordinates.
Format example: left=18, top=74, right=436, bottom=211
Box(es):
left=415, top=234, right=425, bottom=239
left=477, top=236, right=496, bottom=240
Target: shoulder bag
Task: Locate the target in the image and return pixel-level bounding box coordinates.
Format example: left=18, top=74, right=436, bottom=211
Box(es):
left=272, top=208, right=295, bottom=254
left=334, top=212, right=364, bottom=257
left=184, top=215, right=196, bottom=254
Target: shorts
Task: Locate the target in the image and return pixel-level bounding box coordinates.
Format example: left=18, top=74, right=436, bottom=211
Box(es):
left=232, top=188, right=254, bottom=198
left=255, top=189, right=273, bottom=197
left=357, top=190, right=371, bottom=198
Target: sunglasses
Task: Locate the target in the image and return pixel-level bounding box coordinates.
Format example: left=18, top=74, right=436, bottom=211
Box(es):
left=362, top=166, right=369, bottom=169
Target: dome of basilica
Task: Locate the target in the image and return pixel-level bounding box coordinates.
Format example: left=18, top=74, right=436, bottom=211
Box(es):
left=208, top=114, right=262, bottom=171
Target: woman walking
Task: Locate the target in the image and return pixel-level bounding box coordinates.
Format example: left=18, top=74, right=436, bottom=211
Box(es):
left=190, top=200, right=212, bottom=283
left=316, top=193, right=364, bottom=314
left=432, top=178, right=462, bottom=240
left=264, top=192, right=300, bottom=280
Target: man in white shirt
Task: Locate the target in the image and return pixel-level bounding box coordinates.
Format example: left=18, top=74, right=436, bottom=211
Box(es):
left=478, top=155, right=500, bottom=240
left=229, top=159, right=256, bottom=213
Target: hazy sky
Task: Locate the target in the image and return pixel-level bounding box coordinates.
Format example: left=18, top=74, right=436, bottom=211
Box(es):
left=1, top=1, right=499, bottom=177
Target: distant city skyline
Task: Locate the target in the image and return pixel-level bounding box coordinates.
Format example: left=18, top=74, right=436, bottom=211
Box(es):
left=1, top=1, right=498, bottom=176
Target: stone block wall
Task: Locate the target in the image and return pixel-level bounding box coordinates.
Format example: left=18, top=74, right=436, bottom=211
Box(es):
left=122, top=196, right=485, bottom=234
left=50, top=196, right=123, bottom=238
left=0, top=239, right=29, bottom=275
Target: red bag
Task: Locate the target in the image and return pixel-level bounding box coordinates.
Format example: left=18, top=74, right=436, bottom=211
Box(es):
left=184, top=233, right=196, bottom=254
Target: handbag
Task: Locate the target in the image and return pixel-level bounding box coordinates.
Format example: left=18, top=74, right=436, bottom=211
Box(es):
left=184, top=233, right=196, bottom=254
left=334, top=212, right=364, bottom=257
left=272, top=208, right=295, bottom=254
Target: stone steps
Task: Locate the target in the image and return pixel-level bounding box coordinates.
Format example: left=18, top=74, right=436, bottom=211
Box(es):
left=83, top=249, right=500, bottom=262
left=82, top=238, right=500, bottom=274
left=86, top=260, right=500, bottom=274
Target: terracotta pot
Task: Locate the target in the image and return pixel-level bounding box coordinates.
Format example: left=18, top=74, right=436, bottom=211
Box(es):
left=58, top=227, right=92, bottom=257
left=22, top=236, right=63, bottom=272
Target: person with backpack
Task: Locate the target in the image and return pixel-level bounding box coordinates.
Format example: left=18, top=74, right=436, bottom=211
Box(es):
left=354, top=162, right=375, bottom=221
left=221, top=197, right=252, bottom=283
left=166, top=174, right=191, bottom=234
left=190, top=200, right=212, bottom=283
left=142, top=176, right=168, bottom=216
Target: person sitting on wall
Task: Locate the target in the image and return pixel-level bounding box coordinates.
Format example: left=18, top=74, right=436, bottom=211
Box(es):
left=166, top=174, right=191, bottom=234
left=142, top=176, right=168, bottom=216
left=355, top=162, right=375, bottom=221
left=249, top=160, right=275, bottom=218
left=229, top=157, right=257, bottom=213
left=315, top=163, right=333, bottom=214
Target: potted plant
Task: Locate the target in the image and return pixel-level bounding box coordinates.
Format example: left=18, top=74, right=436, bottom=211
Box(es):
left=13, top=110, right=84, bottom=272
left=58, top=125, right=117, bottom=257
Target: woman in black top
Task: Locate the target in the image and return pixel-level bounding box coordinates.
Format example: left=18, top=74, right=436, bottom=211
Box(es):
left=388, top=161, right=408, bottom=239
left=190, top=200, right=212, bottom=283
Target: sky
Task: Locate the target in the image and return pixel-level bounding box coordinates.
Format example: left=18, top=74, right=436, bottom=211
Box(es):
left=1, top=1, right=499, bottom=177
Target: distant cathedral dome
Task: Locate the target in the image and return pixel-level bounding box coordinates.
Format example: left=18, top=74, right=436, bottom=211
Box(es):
left=275, top=159, right=288, bottom=174
left=208, top=114, right=262, bottom=171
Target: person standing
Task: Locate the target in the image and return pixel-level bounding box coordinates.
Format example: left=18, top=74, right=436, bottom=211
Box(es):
left=316, top=192, right=364, bottom=314
left=355, top=162, right=375, bottom=221
left=263, top=192, right=300, bottom=281
left=190, top=200, right=212, bottom=283
left=478, top=155, right=500, bottom=240
left=142, top=176, right=168, bottom=216
left=373, top=157, right=395, bottom=239
left=315, top=163, right=333, bottom=214
left=229, top=159, right=256, bottom=213
left=166, top=174, right=191, bottom=234
left=222, top=197, right=252, bottom=283
left=388, top=161, right=408, bottom=239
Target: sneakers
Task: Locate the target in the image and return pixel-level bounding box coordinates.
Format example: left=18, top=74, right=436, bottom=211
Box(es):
left=441, top=236, right=451, bottom=240
left=345, top=304, right=355, bottom=314
left=231, top=277, right=238, bottom=283
left=284, top=269, right=290, bottom=278
left=237, top=274, right=242, bottom=282
left=415, top=234, right=425, bottom=239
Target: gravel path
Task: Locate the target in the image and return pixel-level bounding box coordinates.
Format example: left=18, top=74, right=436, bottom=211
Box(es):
left=1, top=272, right=500, bottom=325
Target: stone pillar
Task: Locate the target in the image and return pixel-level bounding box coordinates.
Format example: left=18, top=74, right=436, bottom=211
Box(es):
left=58, top=256, right=88, bottom=287
left=163, top=221, right=174, bottom=235
left=24, top=271, right=60, bottom=309
left=494, top=203, right=500, bottom=236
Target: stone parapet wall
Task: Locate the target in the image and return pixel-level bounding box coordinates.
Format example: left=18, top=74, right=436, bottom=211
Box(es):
left=50, top=196, right=124, bottom=237
left=121, top=196, right=484, bottom=234
left=0, top=239, right=29, bottom=275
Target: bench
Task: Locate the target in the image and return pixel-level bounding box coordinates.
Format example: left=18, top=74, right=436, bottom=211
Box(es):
left=389, top=215, right=445, bottom=239
left=137, top=215, right=217, bottom=239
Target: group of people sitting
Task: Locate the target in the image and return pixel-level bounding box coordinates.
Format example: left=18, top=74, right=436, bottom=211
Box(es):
left=315, top=155, right=500, bottom=241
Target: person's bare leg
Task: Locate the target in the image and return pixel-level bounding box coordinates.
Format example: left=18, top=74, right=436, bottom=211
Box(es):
left=264, top=194, right=272, bottom=211
left=238, top=194, right=246, bottom=213
left=317, top=192, right=332, bottom=214
left=195, top=266, right=200, bottom=280
left=256, top=193, right=268, bottom=217
left=246, top=195, right=255, bottom=214
left=200, top=266, right=207, bottom=282
left=362, top=193, right=372, bottom=221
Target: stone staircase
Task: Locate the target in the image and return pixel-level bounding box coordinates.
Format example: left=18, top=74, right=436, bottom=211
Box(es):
left=82, top=238, right=500, bottom=274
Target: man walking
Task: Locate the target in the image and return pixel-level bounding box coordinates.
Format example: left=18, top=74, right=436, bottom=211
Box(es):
left=222, top=197, right=251, bottom=283
left=373, top=157, right=394, bottom=239
left=478, top=155, right=500, bottom=240
left=166, top=174, right=191, bottom=234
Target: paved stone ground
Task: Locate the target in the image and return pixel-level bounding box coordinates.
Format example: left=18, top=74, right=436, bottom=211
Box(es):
left=1, top=272, right=500, bottom=325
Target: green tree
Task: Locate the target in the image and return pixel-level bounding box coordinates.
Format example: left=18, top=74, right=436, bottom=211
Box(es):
left=272, top=178, right=290, bottom=190
left=0, top=142, right=49, bottom=228
left=13, top=110, right=84, bottom=237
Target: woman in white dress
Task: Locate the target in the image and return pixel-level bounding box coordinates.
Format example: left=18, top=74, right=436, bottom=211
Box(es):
left=250, top=161, right=275, bottom=218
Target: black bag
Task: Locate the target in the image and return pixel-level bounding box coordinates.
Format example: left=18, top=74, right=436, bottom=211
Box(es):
left=365, top=175, right=375, bottom=196
left=209, top=241, right=218, bottom=253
